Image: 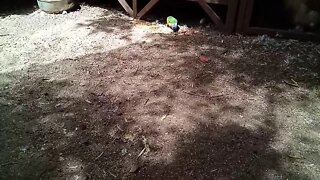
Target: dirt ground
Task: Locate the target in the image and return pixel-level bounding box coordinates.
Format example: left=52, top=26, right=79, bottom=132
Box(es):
left=1, top=4, right=320, bottom=180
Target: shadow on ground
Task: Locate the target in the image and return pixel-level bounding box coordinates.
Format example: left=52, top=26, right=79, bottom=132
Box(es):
left=0, top=30, right=319, bottom=179
left=0, top=76, right=135, bottom=179
left=0, top=0, right=36, bottom=17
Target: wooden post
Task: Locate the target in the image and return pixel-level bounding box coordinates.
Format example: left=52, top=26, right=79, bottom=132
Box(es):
left=243, top=0, right=254, bottom=28
left=236, top=0, right=247, bottom=32
left=133, top=0, right=137, bottom=18
left=224, top=0, right=239, bottom=33
left=197, top=0, right=224, bottom=29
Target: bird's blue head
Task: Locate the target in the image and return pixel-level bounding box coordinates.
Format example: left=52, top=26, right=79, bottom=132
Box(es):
left=172, top=24, right=179, bottom=32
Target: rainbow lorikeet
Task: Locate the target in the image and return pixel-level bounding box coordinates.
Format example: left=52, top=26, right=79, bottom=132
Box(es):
left=166, top=16, right=179, bottom=32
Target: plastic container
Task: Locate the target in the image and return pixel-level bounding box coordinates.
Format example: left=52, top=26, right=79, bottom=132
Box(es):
left=37, top=0, right=76, bottom=13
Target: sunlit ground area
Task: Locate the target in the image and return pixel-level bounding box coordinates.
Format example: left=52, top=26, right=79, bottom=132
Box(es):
left=1, top=5, right=320, bottom=179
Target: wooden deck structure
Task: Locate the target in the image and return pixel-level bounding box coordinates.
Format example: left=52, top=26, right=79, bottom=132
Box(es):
left=117, top=0, right=239, bottom=33
left=236, top=0, right=320, bottom=41
left=117, top=0, right=320, bottom=40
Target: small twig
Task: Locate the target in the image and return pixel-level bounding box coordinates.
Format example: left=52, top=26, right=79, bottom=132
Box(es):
left=211, top=169, right=218, bottom=172
left=291, top=79, right=300, bottom=87
left=137, top=136, right=150, bottom=160
left=134, top=66, right=140, bottom=75
left=41, top=78, right=50, bottom=81
left=0, top=162, right=18, bottom=167
left=210, top=94, right=225, bottom=98
left=182, top=90, right=225, bottom=98
left=124, top=118, right=133, bottom=123
left=95, top=152, right=104, bottom=161
left=160, top=114, right=168, bottom=121
left=85, top=100, right=92, bottom=104
left=0, top=34, right=11, bottom=37
left=112, top=137, right=120, bottom=143
left=182, top=90, right=206, bottom=97
left=102, top=170, right=107, bottom=178
left=108, top=170, right=117, bottom=178
left=116, top=125, right=124, bottom=131
left=136, top=147, right=146, bottom=159
left=284, top=80, right=299, bottom=87
left=144, top=98, right=149, bottom=105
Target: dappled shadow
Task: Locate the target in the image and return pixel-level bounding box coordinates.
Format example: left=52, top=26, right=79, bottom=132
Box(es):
left=0, top=67, right=289, bottom=179
left=74, top=6, right=135, bottom=40
left=77, top=16, right=133, bottom=35
left=0, top=76, right=135, bottom=179
left=228, top=43, right=320, bottom=89
left=0, top=30, right=319, bottom=179
left=134, top=123, right=288, bottom=179
left=82, top=37, right=319, bottom=179
left=159, top=33, right=320, bottom=90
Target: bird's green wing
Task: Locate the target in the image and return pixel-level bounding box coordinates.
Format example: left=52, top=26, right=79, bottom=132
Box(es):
left=167, top=16, right=178, bottom=25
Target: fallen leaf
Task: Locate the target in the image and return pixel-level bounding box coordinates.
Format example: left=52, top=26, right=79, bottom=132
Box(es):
left=85, top=100, right=92, bottom=104
left=199, top=55, right=209, bottom=63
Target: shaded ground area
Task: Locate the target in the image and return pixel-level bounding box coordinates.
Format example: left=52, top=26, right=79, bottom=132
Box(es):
left=0, top=0, right=36, bottom=17
left=1, top=4, right=320, bottom=180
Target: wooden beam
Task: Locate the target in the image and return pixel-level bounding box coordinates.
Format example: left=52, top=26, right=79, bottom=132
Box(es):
left=137, top=0, right=160, bottom=18
left=235, top=0, right=248, bottom=32
left=118, top=0, right=133, bottom=17
left=224, top=0, right=239, bottom=33
left=197, top=0, right=224, bottom=29
left=243, top=0, right=254, bottom=28
left=133, top=0, right=137, bottom=18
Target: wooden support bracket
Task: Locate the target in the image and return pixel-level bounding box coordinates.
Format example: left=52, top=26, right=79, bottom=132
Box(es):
left=197, top=0, right=224, bottom=29
left=133, top=0, right=138, bottom=18
left=117, top=0, right=239, bottom=33
left=137, top=0, right=160, bottom=18
left=118, top=0, right=133, bottom=17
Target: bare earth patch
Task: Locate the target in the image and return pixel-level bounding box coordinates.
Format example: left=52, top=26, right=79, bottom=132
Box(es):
left=0, top=5, right=320, bottom=180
